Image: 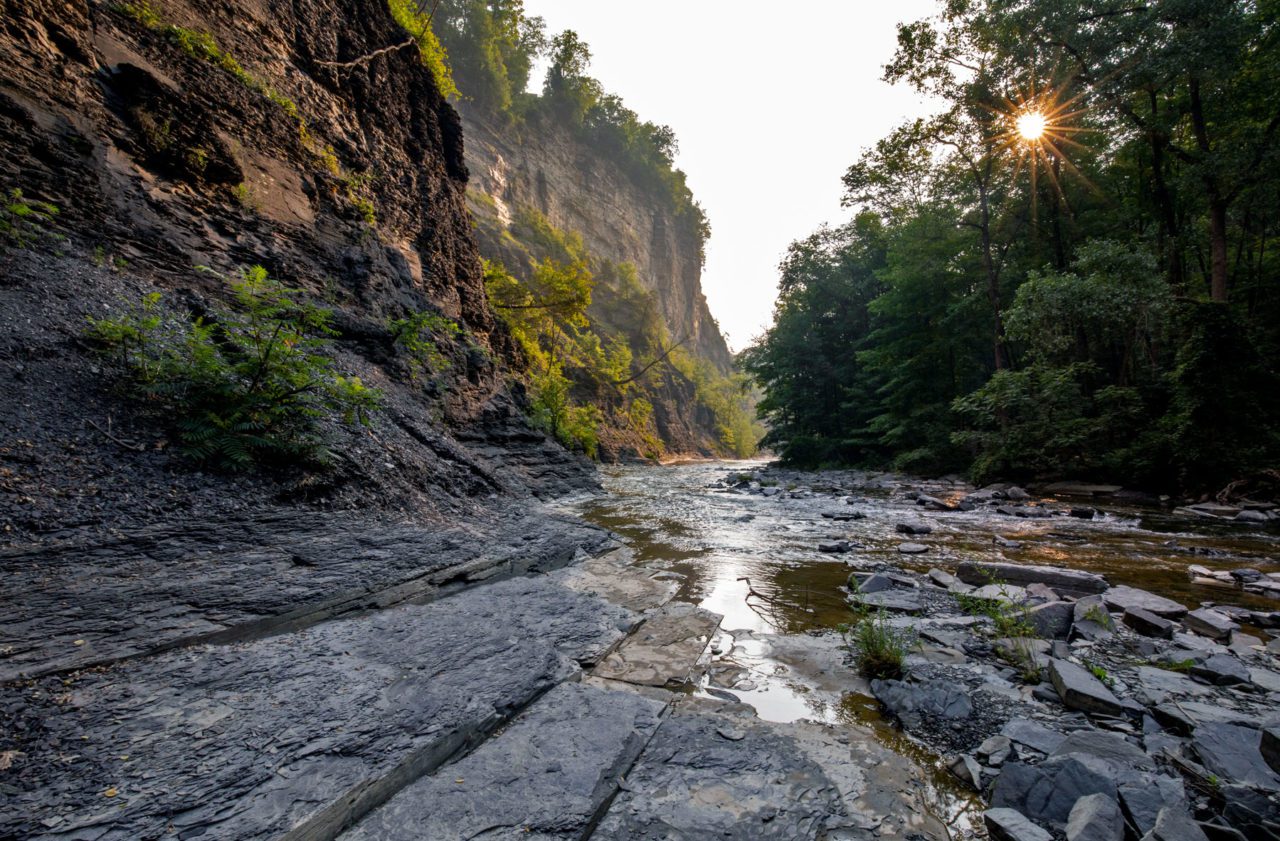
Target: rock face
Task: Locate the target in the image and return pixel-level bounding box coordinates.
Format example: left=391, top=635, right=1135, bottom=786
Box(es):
left=0, top=0, right=602, bottom=545
left=459, top=103, right=734, bottom=457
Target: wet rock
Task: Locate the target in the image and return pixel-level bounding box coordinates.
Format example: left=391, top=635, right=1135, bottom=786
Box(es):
left=591, top=712, right=844, bottom=840
left=0, top=576, right=632, bottom=841
left=341, top=682, right=665, bottom=841
left=818, top=541, right=853, bottom=553
left=1124, top=607, right=1177, bottom=639
left=896, top=521, right=934, bottom=535
left=1051, top=729, right=1155, bottom=770
left=897, top=541, right=930, bottom=554
left=871, top=678, right=973, bottom=730
left=1044, top=482, right=1122, bottom=497
left=1235, top=510, right=1269, bottom=523
left=916, top=494, right=956, bottom=511
left=858, top=573, right=896, bottom=594
left=1002, top=718, right=1068, bottom=755
left=984, top=807, right=1054, bottom=841
left=1183, top=608, right=1239, bottom=643
left=1049, top=658, right=1124, bottom=717
left=1070, top=507, right=1098, bottom=520
left=593, top=602, right=722, bottom=687
left=1103, top=586, right=1188, bottom=619
left=1067, top=792, right=1125, bottom=841
left=991, top=753, right=1118, bottom=828
left=1192, top=722, right=1280, bottom=790
left=957, top=561, right=1108, bottom=596
left=1189, top=653, right=1250, bottom=686
left=1141, top=807, right=1210, bottom=841
left=994, top=534, right=1024, bottom=549
left=1028, top=601, right=1074, bottom=639
left=822, top=510, right=865, bottom=521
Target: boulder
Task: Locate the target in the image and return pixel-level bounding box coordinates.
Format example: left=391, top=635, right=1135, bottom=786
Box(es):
left=1236, top=510, right=1269, bottom=523
left=818, top=541, right=853, bottom=553
left=991, top=753, right=1118, bottom=828
left=984, top=808, right=1053, bottom=841
left=858, top=573, right=896, bottom=595
left=854, top=590, right=923, bottom=613
left=1069, top=507, right=1098, bottom=520
left=949, top=754, right=984, bottom=790
left=871, top=678, right=973, bottom=730
left=1183, top=608, right=1238, bottom=642
left=916, top=494, right=955, bottom=511
left=1189, top=653, right=1250, bottom=686
left=897, top=542, right=930, bottom=554
left=1049, top=658, right=1124, bottom=717
left=1073, top=595, right=1115, bottom=628
left=1124, top=607, right=1176, bottom=639
left=1002, top=718, right=1067, bottom=754
left=978, top=734, right=1014, bottom=767
left=1139, top=807, right=1210, bottom=841
left=928, top=568, right=960, bottom=589
left=896, top=522, right=933, bottom=535
left=1192, top=722, right=1280, bottom=791
left=1067, top=793, right=1125, bottom=841
left=1116, top=772, right=1189, bottom=837
left=1027, top=602, right=1074, bottom=639
left=957, top=561, right=1108, bottom=596
left=1051, top=729, right=1155, bottom=770
left=1103, top=586, right=1187, bottom=619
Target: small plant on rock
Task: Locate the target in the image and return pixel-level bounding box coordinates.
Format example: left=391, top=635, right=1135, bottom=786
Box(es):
left=388, top=310, right=463, bottom=382
left=1, top=189, right=59, bottom=249
left=87, top=265, right=381, bottom=470
left=840, top=609, right=917, bottom=680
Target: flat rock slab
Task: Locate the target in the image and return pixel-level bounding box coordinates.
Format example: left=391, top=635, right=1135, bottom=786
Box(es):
left=1002, top=718, right=1067, bottom=755
left=1103, top=586, right=1187, bottom=619
left=340, top=682, right=666, bottom=841
left=957, top=561, right=1108, bottom=596
left=0, top=509, right=611, bottom=681
left=992, top=754, right=1118, bottom=828
left=855, top=589, right=924, bottom=613
left=1183, top=608, right=1238, bottom=642
left=871, top=678, right=973, bottom=730
left=553, top=549, right=679, bottom=613
left=592, top=711, right=845, bottom=840
left=1192, top=722, right=1280, bottom=791
left=593, top=602, right=722, bottom=687
left=0, top=576, right=633, bottom=841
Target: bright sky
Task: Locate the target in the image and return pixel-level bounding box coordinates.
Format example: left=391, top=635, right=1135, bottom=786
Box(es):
left=521, top=0, right=943, bottom=352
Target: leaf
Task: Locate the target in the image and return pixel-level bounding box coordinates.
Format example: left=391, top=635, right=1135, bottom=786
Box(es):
left=103, top=787, right=118, bottom=797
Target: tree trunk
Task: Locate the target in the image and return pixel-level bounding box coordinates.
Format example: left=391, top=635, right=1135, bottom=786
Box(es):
left=977, top=185, right=1010, bottom=370
left=1189, top=77, right=1229, bottom=302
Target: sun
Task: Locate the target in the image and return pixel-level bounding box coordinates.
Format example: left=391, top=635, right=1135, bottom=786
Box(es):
left=1016, top=110, right=1047, bottom=142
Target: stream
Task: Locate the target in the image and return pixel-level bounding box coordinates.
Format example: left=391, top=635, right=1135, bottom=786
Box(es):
left=566, top=458, right=1280, bottom=836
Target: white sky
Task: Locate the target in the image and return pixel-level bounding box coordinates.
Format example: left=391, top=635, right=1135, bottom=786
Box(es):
left=521, top=0, right=943, bottom=352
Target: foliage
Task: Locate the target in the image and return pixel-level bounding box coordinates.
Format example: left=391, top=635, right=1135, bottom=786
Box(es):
left=0, top=189, right=59, bottom=249
left=388, top=310, right=463, bottom=382
left=387, top=0, right=460, bottom=99
left=839, top=610, right=916, bottom=680
left=743, top=0, right=1280, bottom=493
left=86, top=266, right=380, bottom=470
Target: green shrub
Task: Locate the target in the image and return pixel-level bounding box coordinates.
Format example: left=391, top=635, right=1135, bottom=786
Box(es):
left=1, top=189, right=59, bottom=248
left=387, top=0, right=459, bottom=99
left=87, top=265, right=380, bottom=470
left=840, top=610, right=916, bottom=680
left=388, top=310, right=463, bottom=382
left=529, top=363, right=600, bottom=457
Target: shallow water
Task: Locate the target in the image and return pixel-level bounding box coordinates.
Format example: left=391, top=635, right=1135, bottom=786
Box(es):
left=567, top=459, right=1279, bottom=836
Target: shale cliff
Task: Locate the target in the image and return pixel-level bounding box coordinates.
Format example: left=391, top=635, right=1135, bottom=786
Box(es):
left=0, top=0, right=595, bottom=544
left=460, top=104, right=732, bottom=374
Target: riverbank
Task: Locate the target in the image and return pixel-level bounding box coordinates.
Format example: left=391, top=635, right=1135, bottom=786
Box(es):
left=571, top=462, right=1279, bottom=841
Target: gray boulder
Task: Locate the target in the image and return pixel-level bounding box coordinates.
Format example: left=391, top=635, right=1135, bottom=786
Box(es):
left=871, top=678, right=973, bottom=730
left=896, top=522, right=933, bottom=535
left=1124, top=607, right=1176, bottom=639
left=1028, top=601, right=1074, bottom=639
left=1192, top=722, right=1280, bottom=791
left=1103, top=586, right=1187, bottom=619
left=858, top=573, right=896, bottom=594
left=1051, top=729, right=1155, bottom=770
left=1067, top=793, right=1125, bottom=841
left=957, top=561, right=1108, bottom=596
left=978, top=734, right=1014, bottom=767
left=1189, top=653, right=1250, bottom=686
left=1139, top=807, right=1209, bottom=841
left=991, top=753, right=1118, bottom=828
left=1049, top=658, right=1124, bottom=717
left=897, top=541, right=930, bottom=554
left=1183, top=608, right=1238, bottom=643
left=1002, top=718, right=1068, bottom=755
left=1117, top=772, right=1189, bottom=837
left=985, top=808, right=1053, bottom=841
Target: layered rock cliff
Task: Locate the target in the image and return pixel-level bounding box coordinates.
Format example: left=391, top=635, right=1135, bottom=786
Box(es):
left=0, top=0, right=595, bottom=544
left=460, top=104, right=732, bottom=374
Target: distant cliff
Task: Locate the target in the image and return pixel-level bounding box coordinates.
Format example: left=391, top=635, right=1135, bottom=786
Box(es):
left=459, top=104, right=753, bottom=460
